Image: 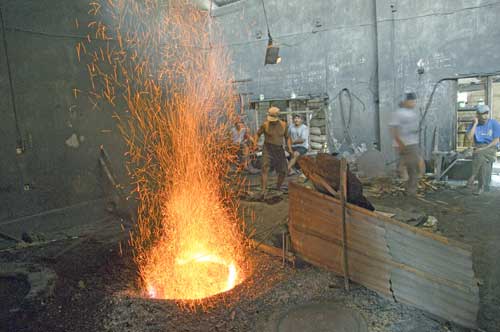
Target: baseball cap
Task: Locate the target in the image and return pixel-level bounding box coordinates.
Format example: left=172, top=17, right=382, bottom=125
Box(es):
left=476, top=105, right=490, bottom=114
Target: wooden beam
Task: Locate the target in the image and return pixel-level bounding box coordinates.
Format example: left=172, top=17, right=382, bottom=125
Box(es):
left=339, top=159, right=350, bottom=291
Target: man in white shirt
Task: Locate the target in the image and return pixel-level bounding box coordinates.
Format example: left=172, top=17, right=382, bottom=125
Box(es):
left=288, top=114, right=309, bottom=174
left=389, top=92, right=421, bottom=196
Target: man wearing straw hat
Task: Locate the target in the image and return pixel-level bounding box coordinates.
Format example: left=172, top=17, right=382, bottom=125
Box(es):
left=255, top=106, right=292, bottom=195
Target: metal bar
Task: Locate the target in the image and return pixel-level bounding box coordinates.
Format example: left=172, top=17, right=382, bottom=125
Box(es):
left=0, top=198, right=105, bottom=227
left=0, top=8, right=22, bottom=146
left=249, top=239, right=296, bottom=264
left=340, top=158, right=350, bottom=291
left=437, top=158, right=459, bottom=180
left=282, top=231, right=286, bottom=267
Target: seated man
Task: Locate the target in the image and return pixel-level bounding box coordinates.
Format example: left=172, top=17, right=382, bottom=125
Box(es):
left=466, top=105, right=500, bottom=195
left=231, top=119, right=259, bottom=174
left=288, top=114, right=309, bottom=175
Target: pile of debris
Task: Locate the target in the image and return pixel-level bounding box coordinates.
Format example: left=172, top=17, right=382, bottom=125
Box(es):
left=375, top=206, right=439, bottom=233
left=363, top=176, right=448, bottom=198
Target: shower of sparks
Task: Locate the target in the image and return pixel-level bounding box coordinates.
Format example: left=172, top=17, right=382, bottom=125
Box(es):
left=80, top=0, right=250, bottom=303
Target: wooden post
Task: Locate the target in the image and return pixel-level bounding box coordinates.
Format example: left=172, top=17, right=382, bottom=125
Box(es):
left=340, top=158, right=350, bottom=291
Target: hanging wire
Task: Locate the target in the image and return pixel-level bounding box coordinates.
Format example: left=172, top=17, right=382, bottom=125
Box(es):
left=260, top=0, right=272, bottom=41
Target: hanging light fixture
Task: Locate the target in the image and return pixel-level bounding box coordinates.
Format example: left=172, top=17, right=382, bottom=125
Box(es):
left=261, top=0, right=280, bottom=65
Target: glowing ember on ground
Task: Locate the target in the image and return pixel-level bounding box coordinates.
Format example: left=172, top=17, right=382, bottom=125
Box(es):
left=81, top=0, right=250, bottom=303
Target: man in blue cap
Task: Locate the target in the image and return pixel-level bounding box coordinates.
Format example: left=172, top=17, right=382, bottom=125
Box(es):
left=466, top=105, right=500, bottom=195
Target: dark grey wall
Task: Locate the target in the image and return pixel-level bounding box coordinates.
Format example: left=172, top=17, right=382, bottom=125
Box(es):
left=0, top=0, right=127, bottom=220
left=214, top=0, right=380, bottom=151
left=376, top=0, right=500, bottom=160
left=2, top=0, right=500, bottom=219
left=214, top=0, right=500, bottom=160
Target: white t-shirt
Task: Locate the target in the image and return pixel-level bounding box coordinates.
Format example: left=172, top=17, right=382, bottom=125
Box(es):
left=389, top=108, right=419, bottom=147
left=289, top=124, right=309, bottom=149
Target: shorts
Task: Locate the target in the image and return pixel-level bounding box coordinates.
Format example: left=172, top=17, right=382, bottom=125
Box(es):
left=262, top=143, right=287, bottom=176
left=292, top=146, right=308, bottom=156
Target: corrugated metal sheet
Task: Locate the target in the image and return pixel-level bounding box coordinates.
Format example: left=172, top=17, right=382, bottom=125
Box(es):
left=288, top=182, right=479, bottom=329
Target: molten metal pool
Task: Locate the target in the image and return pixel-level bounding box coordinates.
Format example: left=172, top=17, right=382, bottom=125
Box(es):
left=147, top=252, right=239, bottom=300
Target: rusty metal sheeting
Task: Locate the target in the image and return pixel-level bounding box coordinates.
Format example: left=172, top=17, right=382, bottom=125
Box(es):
left=288, top=182, right=479, bottom=329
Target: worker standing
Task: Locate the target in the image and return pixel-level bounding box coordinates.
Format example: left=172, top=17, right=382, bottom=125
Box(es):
left=389, top=92, right=421, bottom=196
left=255, top=107, right=292, bottom=195
left=466, top=105, right=500, bottom=195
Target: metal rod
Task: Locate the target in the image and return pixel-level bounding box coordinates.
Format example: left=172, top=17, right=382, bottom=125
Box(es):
left=437, top=158, right=459, bottom=180
left=0, top=8, right=22, bottom=145
left=340, top=158, right=350, bottom=291
left=282, top=231, right=285, bottom=267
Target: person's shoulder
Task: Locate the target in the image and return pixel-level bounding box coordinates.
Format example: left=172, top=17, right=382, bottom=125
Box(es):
left=491, top=119, right=500, bottom=126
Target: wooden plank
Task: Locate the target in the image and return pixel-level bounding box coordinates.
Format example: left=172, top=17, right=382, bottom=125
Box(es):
left=288, top=182, right=479, bottom=329
left=340, top=159, right=350, bottom=291
left=289, top=182, right=472, bottom=252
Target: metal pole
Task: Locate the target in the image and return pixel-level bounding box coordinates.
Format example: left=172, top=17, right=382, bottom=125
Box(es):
left=0, top=7, right=22, bottom=147
left=340, top=158, right=350, bottom=291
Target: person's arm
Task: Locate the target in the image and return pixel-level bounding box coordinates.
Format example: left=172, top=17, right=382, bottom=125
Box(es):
left=287, top=136, right=293, bottom=153
left=390, top=127, right=405, bottom=150
left=467, top=117, right=478, bottom=143
left=292, top=126, right=309, bottom=144
left=283, top=123, right=292, bottom=152
left=389, top=112, right=405, bottom=150
left=475, top=120, right=500, bottom=152
left=293, top=138, right=304, bottom=144
left=254, top=124, right=264, bottom=147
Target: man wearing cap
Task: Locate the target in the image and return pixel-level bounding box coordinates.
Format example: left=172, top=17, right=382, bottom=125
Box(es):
left=288, top=114, right=309, bottom=174
left=389, top=92, right=422, bottom=196
left=255, top=106, right=292, bottom=194
left=466, top=105, right=500, bottom=194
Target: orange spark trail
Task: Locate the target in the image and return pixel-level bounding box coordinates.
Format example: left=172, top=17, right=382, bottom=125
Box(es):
left=80, top=0, right=250, bottom=304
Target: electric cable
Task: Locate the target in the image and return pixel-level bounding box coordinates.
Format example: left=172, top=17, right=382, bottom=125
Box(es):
left=260, top=0, right=272, bottom=41
left=327, top=88, right=367, bottom=148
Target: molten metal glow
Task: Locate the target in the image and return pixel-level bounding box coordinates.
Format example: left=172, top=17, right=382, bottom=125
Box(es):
left=147, top=253, right=238, bottom=300
left=81, top=0, right=249, bottom=302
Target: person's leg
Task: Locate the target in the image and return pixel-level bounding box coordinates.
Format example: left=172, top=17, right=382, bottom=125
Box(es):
left=477, top=161, right=485, bottom=193
left=241, top=144, right=250, bottom=168
left=485, top=161, right=493, bottom=191
left=406, top=160, right=418, bottom=196
left=403, top=146, right=419, bottom=196
left=242, top=144, right=259, bottom=173
left=261, top=170, right=268, bottom=193
left=261, top=146, right=270, bottom=193
left=276, top=147, right=288, bottom=191
left=468, top=153, right=481, bottom=188
left=277, top=174, right=286, bottom=191
left=288, top=150, right=300, bottom=173
left=473, top=149, right=489, bottom=193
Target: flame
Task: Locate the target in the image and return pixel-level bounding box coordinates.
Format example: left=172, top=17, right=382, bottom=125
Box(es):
left=81, top=0, right=249, bottom=302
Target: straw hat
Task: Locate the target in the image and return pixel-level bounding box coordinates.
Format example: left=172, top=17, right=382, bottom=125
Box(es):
left=267, top=106, right=280, bottom=122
